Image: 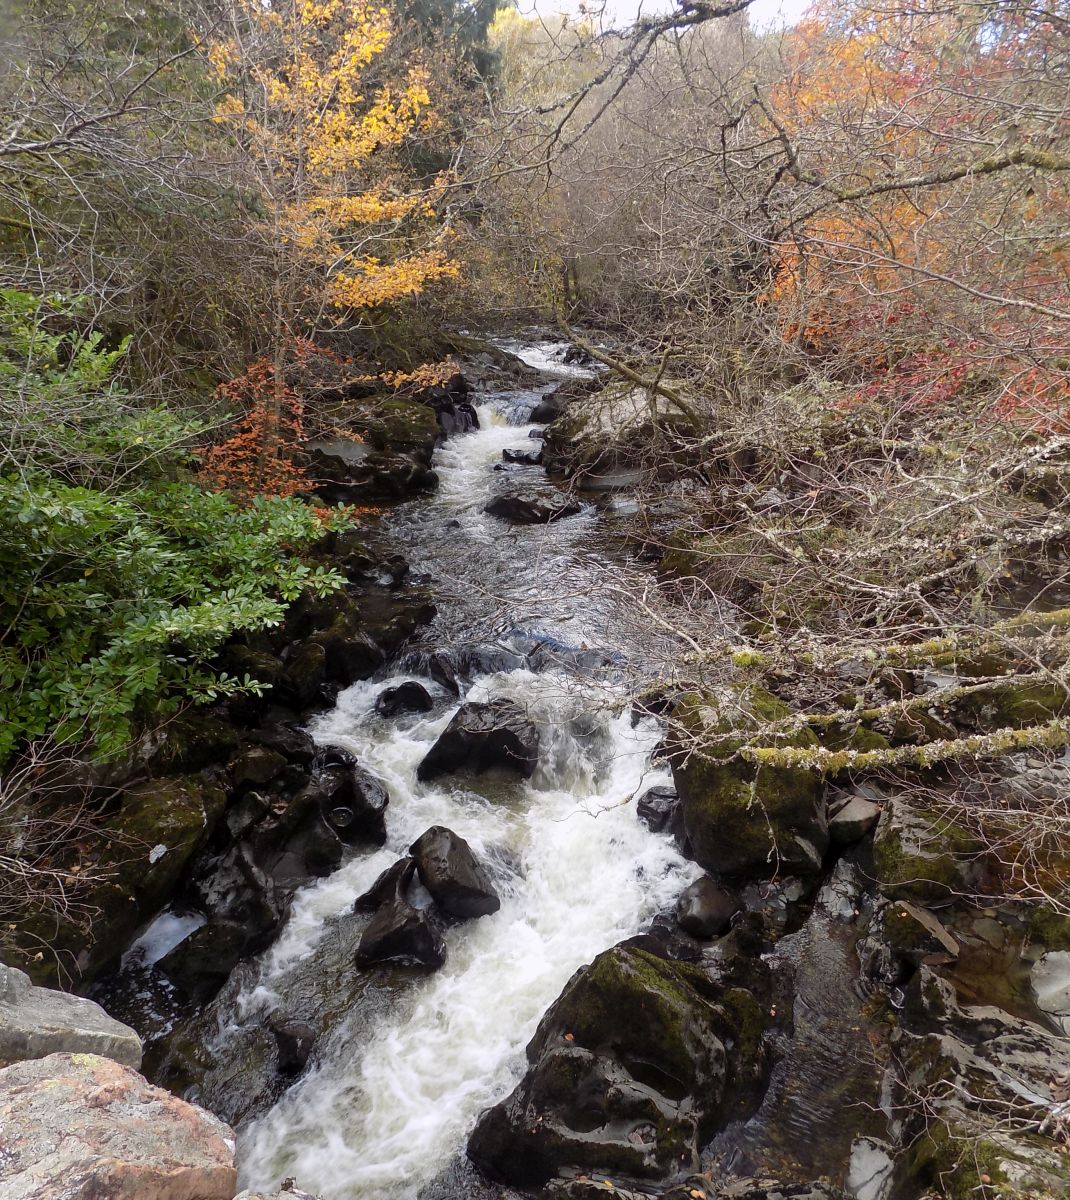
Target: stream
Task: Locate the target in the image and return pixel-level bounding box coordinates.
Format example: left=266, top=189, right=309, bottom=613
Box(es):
left=229, top=339, right=700, bottom=1197
left=105, top=336, right=898, bottom=1200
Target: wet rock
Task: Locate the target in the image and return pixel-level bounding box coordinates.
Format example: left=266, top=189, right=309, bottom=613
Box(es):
left=503, top=447, right=543, bottom=466
left=231, top=745, right=287, bottom=788
left=636, top=785, right=680, bottom=834
left=160, top=917, right=266, bottom=1004
left=418, top=375, right=479, bottom=440
left=353, top=853, right=445, bottom=968
left=244, top=717, right=317, bottom=765
left=309, top=747, right=390, bottom=846
left=0, top=1051, right=237, bottom=1199
left=409, top=826, right=501, bottom=918
left=417, top=698, right=540, bottom=781
left=1031, top=951, right=1070, bottom=1035
left=376, top=680, right=435, bottom=717
left=872, top=796, right=980, bottom=903
left=529, top=395, right=563, bottom=423
left=893, top=966, right=1070, bottom=1200
left=675, top=876, right=739, bottom=939
left=670, top=686, right=827, bottom=878
left=0, top=964, right=142, bottom=1068
left=354, top=856, right=417, bottom=914
left=484, top=491, right=582, bottom=525
left=467, top=942, right=766, bottom=1187
left=827, top=794, right=881, bottom=845
left=271, top=1018, right=316, bottom=1075
left=355, top=897, right=446, bottom=970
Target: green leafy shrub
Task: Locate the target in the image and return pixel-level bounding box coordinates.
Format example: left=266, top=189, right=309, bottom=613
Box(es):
left=0, top=289, right=346, bottom=762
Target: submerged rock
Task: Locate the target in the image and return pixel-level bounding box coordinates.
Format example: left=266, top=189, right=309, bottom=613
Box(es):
left=0, top=1051, right=236, bottom=1199
left=467, top=942, right=766, bottom=1187
left=270, top=1017, right=316, bottom=1076
left=409, top=826, right=501, bottom=919
left=670, top=686, right=827, bottom=878
left=503, top=447, right=543, bottom=466
left=417, top=698, right=540, bottom=781
left=484, top=491, right=581, bottom=525
left=0, top=963, right=142, bottom=1068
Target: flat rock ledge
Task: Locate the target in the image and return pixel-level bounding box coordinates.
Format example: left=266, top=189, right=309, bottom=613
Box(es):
left=0, top=1051, right=237, bottom=1200
left=0, top=963, right=143, bottom=1069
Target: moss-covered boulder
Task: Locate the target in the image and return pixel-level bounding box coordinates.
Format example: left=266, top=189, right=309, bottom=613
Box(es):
left=308, top=398, right=440, bottom=503
left=542, top=379, right=697, bottom=483
left=5, top=775, right=225, bottom=986
left=670, top=686, right=827, bottom=878
left=871, top=797, right=980, bottom=904
left=467, top=942, right=766, bottom=1188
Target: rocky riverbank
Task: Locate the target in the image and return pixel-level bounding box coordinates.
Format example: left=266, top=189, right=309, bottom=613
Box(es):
left=4, top=335, right=1069, bottom=1200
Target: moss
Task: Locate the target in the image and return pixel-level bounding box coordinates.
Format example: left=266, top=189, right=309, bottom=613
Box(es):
left=1027, top=904, right=1070, bottom=952
left=904, top=1123, right=1010, bottom=1200
left=355, top=397, right=439, bottom=455
left=872, top=800, right=978, bottom=903
left=959, top=681, right=1070, bottom=729
left=816, top=721, right=891, bottom=756
left=562, top=946, right=714, bottom=1084
left=671, top=685, right=825, bottom=876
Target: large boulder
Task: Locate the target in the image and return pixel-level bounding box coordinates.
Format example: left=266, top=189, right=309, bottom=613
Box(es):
left=0, top=1051, right=237, bottom=1199
left=871, top=796, right=980, bottom=904
left=0, top=964, right=142, bottom=1068
left=484, top=492, right=581, bottom=525
left=308, top=747, right=390, bottom=846
left=670, top=686, right=827, bottom=878
left=306, top=398, right=440, bottom=503
left=5, top=773, right=226, bottom=987
left=467, top=942, right=766, bottom=1188
left=417, top=698, right=540, bottom=782
left=409, top=826, right=501, bottom=918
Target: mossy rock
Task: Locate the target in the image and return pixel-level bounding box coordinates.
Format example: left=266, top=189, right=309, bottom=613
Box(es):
left=4, top=774, right=225, bottom=986
left=146, top=712, right=241, bottom=773
left=467, top=942, right=767, bottom=1188
left=958, top=681, right=1070, bottom=730
left=872, top=797, right=980, bottom=904
left=352, top=397, right=439, bottom=457
left=670, top=686, right=827, bottom=878
left=1027, top=904, right=1070, bottom=953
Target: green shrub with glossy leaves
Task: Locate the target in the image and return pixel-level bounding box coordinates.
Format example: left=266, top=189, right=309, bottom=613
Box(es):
left=0, top=289, right=346, bottom=762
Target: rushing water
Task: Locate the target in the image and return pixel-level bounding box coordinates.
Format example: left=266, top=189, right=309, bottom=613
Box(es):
left=227, top=340, right=699, bottom=1198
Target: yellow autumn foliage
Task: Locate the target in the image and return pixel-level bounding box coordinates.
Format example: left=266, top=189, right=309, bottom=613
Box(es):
left=209, top=0, right=457, bottom=314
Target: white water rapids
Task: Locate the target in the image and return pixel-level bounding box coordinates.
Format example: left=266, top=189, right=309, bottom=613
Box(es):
left=231, top=348, right=698, bottom=1198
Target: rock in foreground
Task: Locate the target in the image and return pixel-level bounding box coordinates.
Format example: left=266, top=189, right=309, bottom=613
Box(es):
left=0, top=1051, right=236, bottom=1199
left=410, top=826, right=501, bottom=918
left=0, top=964, right=142, bottom=1068
left=468, top=941, right=766, bottom=1187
